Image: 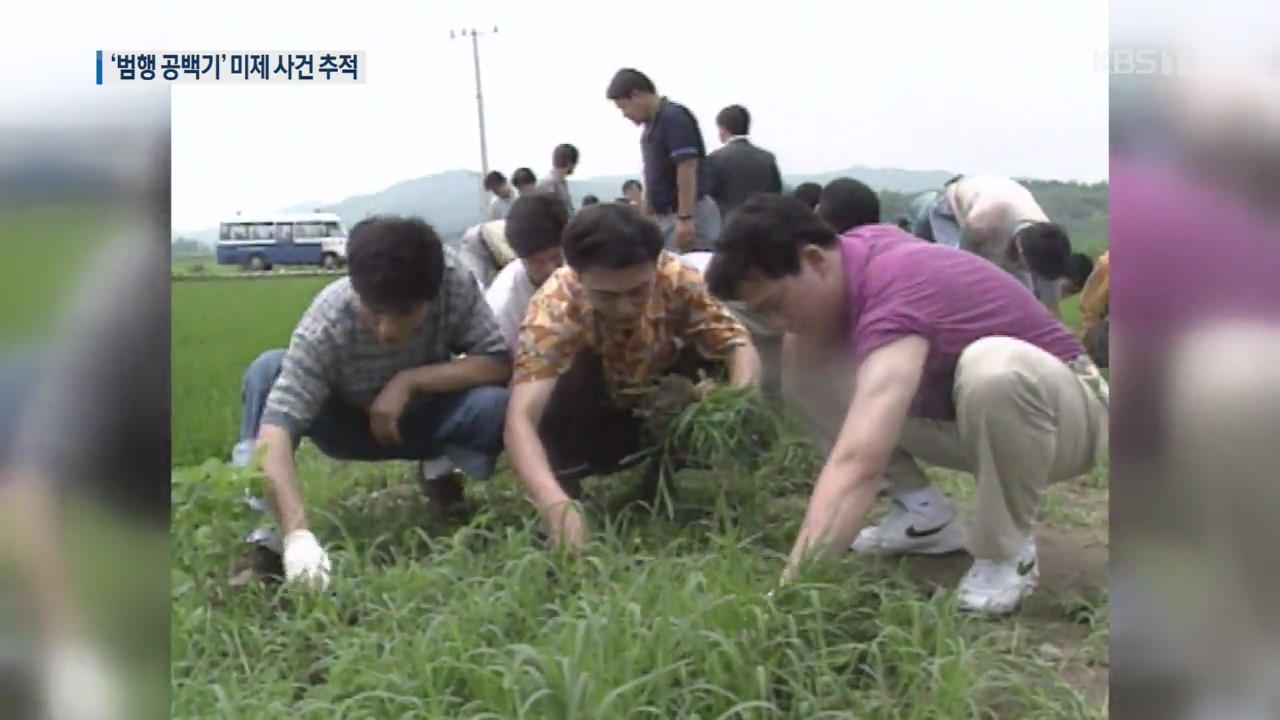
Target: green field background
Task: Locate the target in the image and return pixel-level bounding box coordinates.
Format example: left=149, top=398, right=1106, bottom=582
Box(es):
left=171, top=278, right=1082, bottom=468
left=172, top=276, right=331, bottom=466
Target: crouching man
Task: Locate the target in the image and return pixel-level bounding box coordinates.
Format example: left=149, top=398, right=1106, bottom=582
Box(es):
left=485, top=193, right=571, bottom=350
left=232, top=216, right=511, bottom=589
left=504, top=203, right=761, bottom=552
left=705, top=195, right=1108, bottom=615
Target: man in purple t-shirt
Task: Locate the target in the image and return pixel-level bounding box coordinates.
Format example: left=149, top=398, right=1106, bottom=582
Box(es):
left=706, top=194, right=1108, bottom=615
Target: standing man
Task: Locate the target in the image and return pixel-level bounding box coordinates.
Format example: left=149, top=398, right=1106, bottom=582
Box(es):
left=706, top=104, right=783, bottom=218
left=705, top=195, right=1108, bottom=615
left=232, top=216, right=512, bottom=589
left=606, top=68, right=721, bottom=253
left=484, top=171, right=516, bottom=221
left=927, top=175, right=1072, bottom=315
left=512, top=167, right=539, bottom=198
left=536, top=144, right=579, bottom=216
left=621, top=179, right=643, bottom=208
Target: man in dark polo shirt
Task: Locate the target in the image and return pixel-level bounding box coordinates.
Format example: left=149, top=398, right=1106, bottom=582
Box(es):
left=605, top=67, right=721, bottom=253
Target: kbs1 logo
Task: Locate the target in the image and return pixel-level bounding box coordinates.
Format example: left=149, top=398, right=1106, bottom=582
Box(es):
left=1094, top=48, right=1184, bottom=76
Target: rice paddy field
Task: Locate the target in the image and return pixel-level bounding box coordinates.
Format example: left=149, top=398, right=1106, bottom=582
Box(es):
left=171, top=269, right=1108, bottom=718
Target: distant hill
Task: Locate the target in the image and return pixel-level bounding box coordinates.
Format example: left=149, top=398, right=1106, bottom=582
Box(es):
left=175, top=166, right=957, bottom=245
left=174, top=167, right=1106, bottom=254
left=571, top=167, right=957, bottom=206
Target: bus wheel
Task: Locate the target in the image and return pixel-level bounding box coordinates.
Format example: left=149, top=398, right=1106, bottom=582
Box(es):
left=322, top=253, right=339, bottom=270
left=246, top=254, right=266, bottom=272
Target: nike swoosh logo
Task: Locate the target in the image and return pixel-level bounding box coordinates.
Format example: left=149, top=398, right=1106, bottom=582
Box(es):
left=904, top=523, right=948, bottom=539
left=1017, top=559, right=1036, bottom=576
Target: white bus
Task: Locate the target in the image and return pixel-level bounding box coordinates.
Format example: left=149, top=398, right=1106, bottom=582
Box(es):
left=215, top=212, right=349, bottom=271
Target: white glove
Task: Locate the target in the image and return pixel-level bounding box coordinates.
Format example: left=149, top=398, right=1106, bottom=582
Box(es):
left=282, top=529, right=331, bottom=590
left=42, top=641, right=122, bottom=720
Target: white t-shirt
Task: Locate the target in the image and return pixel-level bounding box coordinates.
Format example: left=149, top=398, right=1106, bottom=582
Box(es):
left=484, top=259, right=537, bottom=351
left=945, top=175, right=1049, bottom=268
left=489, top=194, right=514, bottom=221
left=679, top=251, right=713, bottom=275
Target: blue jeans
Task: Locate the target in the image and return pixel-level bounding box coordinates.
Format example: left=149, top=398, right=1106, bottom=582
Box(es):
left=0, top=346, right=45, bottom=475
left=927, top=192, right=962, bottom=248
left=238, top=349, right=508, bottom=480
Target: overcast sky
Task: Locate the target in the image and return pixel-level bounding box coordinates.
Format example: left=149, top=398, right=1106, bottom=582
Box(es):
left=0, top=0, right=1109, bottom=231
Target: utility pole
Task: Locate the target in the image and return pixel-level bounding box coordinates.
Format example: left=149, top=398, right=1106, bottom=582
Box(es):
left=450, top=26, right=498, bottom=218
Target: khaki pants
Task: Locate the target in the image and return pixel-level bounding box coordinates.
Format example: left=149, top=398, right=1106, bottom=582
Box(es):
left=784, top=335, right=1108, bottom=562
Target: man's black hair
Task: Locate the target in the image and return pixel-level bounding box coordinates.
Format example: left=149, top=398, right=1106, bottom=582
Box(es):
left=715, top=105, right=750, bottom=136
left=483, top=171, right=507, bottom=192
left=581, top=194, right=600, bottom=206
left=562, top=202, right=663, bottom=272
left=347, top=215, right=445, bottom=309
left=1064, top=252, right=1094, bottom=290
left=816, top=177, right=880, bottom=234
left=706, top=194, right=838, bottom=301
left=621, top=178, right=642, bottom=193
left=512, top=167, right=537, bottom=187
left=552, top=143, right=579, bottom=170
left=1014, top=222, right=1072, bottom=280
left=606, top=68, right=656, bottom=100
left=790, top=182, right=822, bottom=211
left=506, top=193, right=570, bottom=259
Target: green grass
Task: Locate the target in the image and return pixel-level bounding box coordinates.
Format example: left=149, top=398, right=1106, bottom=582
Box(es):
left=173, top=440, right=1107, bottom=719
left=172, top=276, right=332, bottom=466
left=0, top=205, right=112, bottom=344
left=171, top=257, right=1109, bottom=718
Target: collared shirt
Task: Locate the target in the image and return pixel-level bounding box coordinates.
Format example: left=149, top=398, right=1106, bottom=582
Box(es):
left=641, top=98, right=710, bottom=215
left=484, top=258, right=538, bottom=351
left=536, top=172, right=574, bottom=216
left=488, top=194, right=514, bottom=221
left=512, top=250, right=748, bottom=405
left=840, top=224, right=1085, bottom=420
left=457, top=220, right=516, bottom=288
left=261, top=248, right=508, bottom=435
left=1079, top=250, right=1110, bottom=337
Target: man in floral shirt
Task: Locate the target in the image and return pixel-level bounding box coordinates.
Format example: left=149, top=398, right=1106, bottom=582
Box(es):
left=504, top=203, right=761, bottom=551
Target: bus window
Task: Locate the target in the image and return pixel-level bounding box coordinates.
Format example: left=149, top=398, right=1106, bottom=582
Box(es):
left=230, top=224, right=250, bottom=240
left=325, top=222, right=344, bottom=237
left=250, top=223, right=274, bottom=240
left=219, top=223, right=231, bottom=240
left=275, top=223, right=294, bottom=241
left=296, top=222, right=323, bottom=238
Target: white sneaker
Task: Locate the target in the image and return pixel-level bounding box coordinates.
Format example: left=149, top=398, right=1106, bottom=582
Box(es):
left=230, top=439, right=257, bottom=469
left=851, top=500, right=966, bottom=555
left=957, top=538, right=1039, bottom=615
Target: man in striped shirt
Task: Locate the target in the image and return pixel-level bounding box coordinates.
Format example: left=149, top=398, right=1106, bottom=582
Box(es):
left=232, top=215, right=511, bottom=590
